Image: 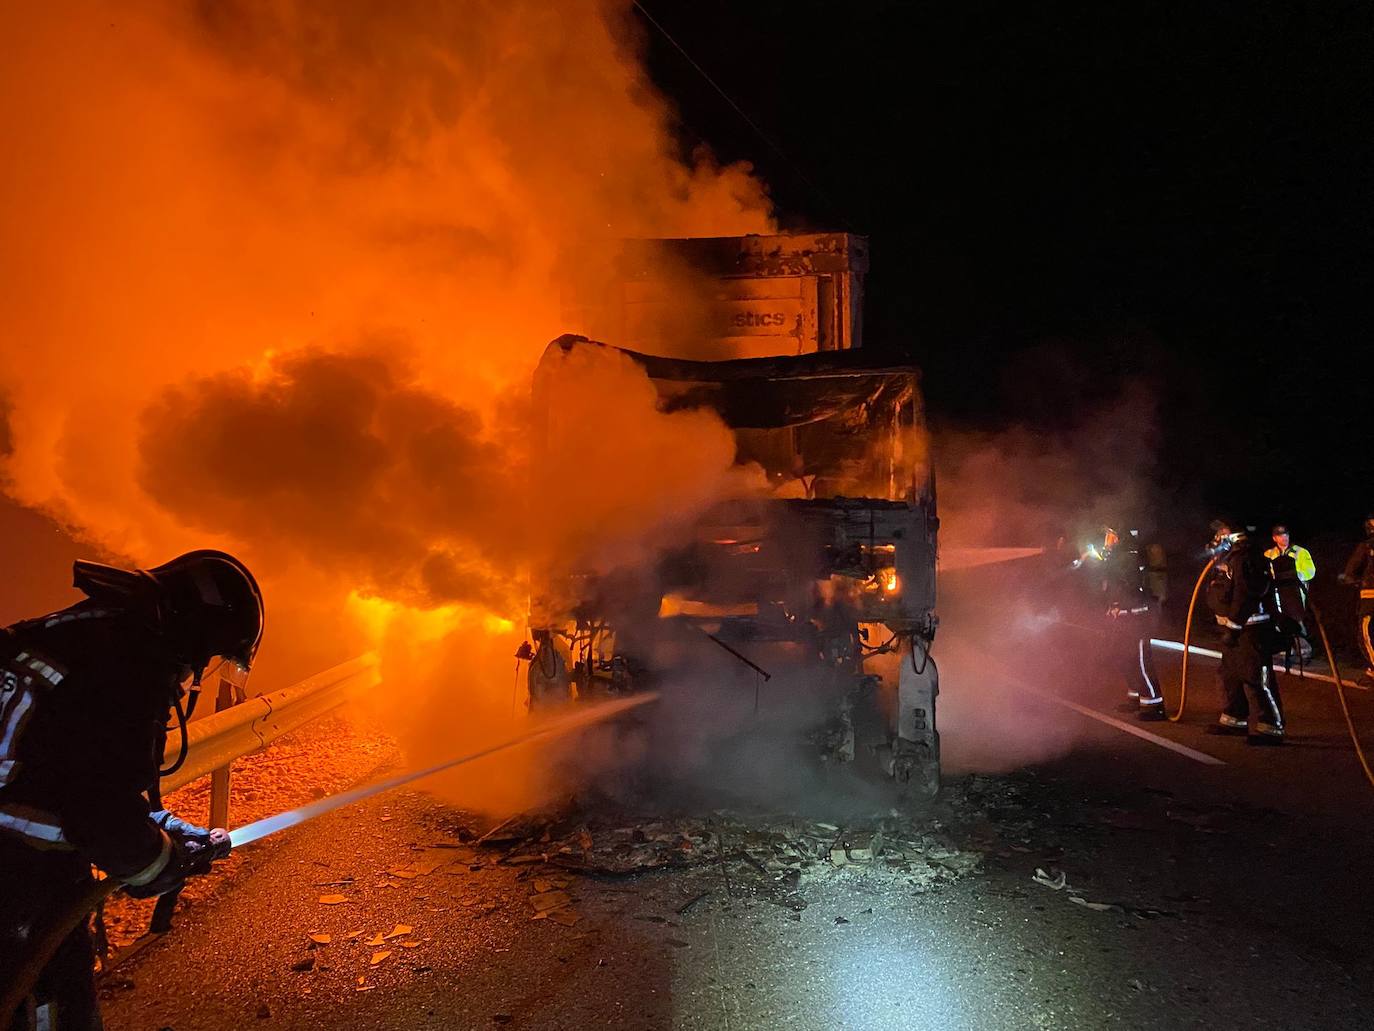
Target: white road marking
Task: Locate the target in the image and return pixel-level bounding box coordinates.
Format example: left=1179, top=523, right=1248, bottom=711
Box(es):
left=1031, top=691, right=1226, bottom=766
left=981, top=652, right=1226, bottom=766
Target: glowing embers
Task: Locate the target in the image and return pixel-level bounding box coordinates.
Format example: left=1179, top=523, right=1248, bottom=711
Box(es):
left=856, top=566, right=900, bottom=601
left=709, top=537, right=763, bottom=555
left=855, top=543, right=900, bottom=600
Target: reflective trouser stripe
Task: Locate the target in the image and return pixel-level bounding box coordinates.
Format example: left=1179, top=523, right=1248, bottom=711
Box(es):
left=34, top=1002, right=53, bottom=1031
left=1256, top=667, right=1283, bottom=730
left=1361, top=616, right=1374, bottom=666
left=1137, top=640, right=1161, bottom=701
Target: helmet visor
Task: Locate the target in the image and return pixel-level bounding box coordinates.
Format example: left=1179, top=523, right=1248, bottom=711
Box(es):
left=203, top=654, right=253, bottom=693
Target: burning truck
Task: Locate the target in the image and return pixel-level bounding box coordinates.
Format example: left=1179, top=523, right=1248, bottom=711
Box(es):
left=526, top=234, right=942, bottom=796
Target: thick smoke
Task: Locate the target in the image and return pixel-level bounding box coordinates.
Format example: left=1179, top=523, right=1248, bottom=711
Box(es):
left=0, top=0, right=774, bottom=810
left=933, top=378, right=1163, bottom=772
left=140, top=344, right=527, bottom=613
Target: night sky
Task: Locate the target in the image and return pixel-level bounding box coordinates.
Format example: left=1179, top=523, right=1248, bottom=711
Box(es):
left=635, top=1, right=1370, bottom=537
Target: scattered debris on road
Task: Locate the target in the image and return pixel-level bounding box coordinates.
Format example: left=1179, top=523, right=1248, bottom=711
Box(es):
left=436, top=798, right=983, bottom=914
left=100, top=715, right=398, bottom=952
left=1033, top=867, right=1070, bottom=891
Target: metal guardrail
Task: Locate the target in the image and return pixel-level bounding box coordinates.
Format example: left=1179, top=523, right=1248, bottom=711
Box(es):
left=159, top=653, right=381, bottom=795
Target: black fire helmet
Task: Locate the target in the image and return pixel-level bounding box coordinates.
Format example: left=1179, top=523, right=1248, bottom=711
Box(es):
left=73, top=550, right=264, bottom=674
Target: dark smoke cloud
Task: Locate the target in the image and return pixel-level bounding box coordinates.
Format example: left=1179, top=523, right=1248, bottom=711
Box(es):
left=138, top=342, right=527, bottom=611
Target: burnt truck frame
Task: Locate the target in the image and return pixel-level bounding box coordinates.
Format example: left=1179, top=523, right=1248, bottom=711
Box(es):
left=526, top=334, right=942, bottom=797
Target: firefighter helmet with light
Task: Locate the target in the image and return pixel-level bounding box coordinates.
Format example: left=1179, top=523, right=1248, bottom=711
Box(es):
left=1206, top=519, right=1248, bottom=557
left=73, top=550, right=264, bottom=681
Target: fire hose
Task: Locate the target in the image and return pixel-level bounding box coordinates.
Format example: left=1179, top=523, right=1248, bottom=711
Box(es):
left=1, top=693, right=656, bottom=1019
left=1173, top=561, right=1374, bottom=790
left=1168, top=555, right=1216, bottom=724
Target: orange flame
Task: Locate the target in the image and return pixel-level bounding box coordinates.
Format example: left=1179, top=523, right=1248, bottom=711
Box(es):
left=0, top=1, right=774, bottom=812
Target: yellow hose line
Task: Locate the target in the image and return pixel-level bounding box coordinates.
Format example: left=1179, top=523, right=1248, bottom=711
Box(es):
left=1310, top=602, right=1374, bottom=789
left=1170, top=556, right=1216, bottom=723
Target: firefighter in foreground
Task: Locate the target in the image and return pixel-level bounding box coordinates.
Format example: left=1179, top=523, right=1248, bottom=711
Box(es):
left=1206, top=525, right=1284, bottom=742
left=1337, top=514, right=1374, bottom=679
left=1, top=551, right=263, bottom=1030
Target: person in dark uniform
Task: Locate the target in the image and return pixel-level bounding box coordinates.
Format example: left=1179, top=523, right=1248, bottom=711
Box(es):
left=1099, top=527, right=1166, bottom=719
left=1078, top=527, right=1164, bottom=719
left=1337, top=514, right=1374, bottom=679
left=1, top=551, right=263, bottom=1030
left=1206, top=527, right=1283, bottom=743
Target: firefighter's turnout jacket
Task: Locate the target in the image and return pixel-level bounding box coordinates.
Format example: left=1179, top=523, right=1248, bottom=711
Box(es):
left=0, top=602, right=176, bottom=880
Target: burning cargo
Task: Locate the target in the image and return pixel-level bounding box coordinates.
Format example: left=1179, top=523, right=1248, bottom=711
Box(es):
left=529, top=233, right=941, bottom=796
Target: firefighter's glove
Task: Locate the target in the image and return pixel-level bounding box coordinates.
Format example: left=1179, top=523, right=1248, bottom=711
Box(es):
left=124, top=811, right=231, bottom=898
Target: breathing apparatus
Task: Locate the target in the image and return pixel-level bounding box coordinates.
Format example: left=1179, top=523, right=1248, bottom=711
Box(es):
left=1170, top=527, right=1374, bottom=789
left=1202, top=520, right=1248, bottom=559
left=71, top=550, right=264, bottom=776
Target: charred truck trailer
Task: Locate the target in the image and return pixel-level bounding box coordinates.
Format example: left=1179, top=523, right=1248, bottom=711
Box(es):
left=529, top=234, right=941, bottom=796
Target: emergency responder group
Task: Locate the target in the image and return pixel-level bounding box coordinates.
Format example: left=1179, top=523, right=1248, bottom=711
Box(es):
left=2, top=551, right=263, bottom=1031
left=1080, top=514, right=1374, bottom=744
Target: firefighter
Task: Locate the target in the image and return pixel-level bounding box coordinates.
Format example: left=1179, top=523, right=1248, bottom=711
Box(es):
left=1206, top=526, right=1284, bottom=742
left=1264, top=523, right=1316, bottom=663
left=1337, top=514, right=1374, bottom=678
left=1, top=551, right=263, bottom=1030
left=1092, top=526, right=1165, bottom=719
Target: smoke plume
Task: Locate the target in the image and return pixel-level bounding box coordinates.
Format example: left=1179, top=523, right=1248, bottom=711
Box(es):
left=0, top=1, right=773, bottom=810
left=933, top=376, right=1164, bottom=772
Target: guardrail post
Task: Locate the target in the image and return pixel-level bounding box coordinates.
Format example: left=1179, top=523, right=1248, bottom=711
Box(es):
left=208, top=676, right=234, bottom=829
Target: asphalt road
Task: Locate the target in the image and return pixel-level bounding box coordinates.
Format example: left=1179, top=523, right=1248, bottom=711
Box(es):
left=100, top=616, right=1374, bottom=1030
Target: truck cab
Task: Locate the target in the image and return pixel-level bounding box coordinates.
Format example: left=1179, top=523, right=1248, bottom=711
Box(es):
left=529, top=233, right=941, bottom=796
